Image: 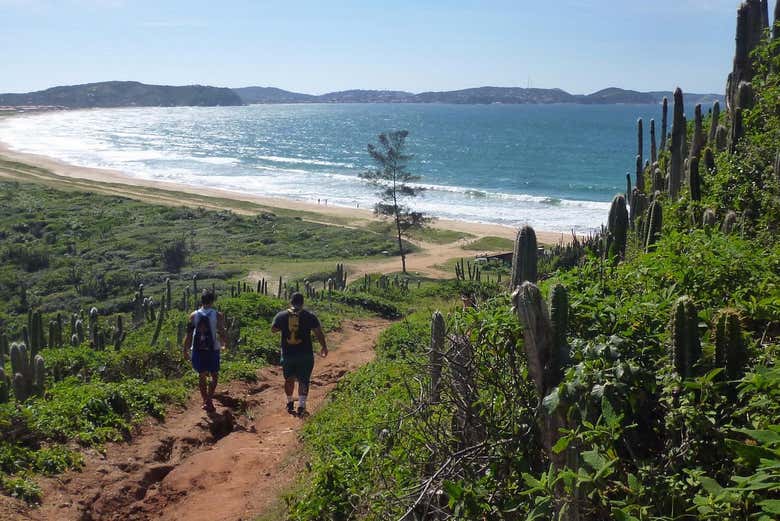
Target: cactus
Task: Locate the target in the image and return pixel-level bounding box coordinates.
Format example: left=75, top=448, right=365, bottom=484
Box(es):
left=192, top=274, right=198, bottom=295
left=629, top=188, right=648, bottom=231
left=774, top=151, right=780, bottom=184
left=113, top=315, right=126, bottom=350
left=645, top=200, right=663, bottom=252
left=688, top=156, right=701, bottom=201
left=74, top=319, right=84, bottom=345
left=661, top=97, right=668, bottom=150
left=9, top=343, right=45, bottom=401
left=690, top=104, right=704, bottom=160
left=730, top=107, right=744, bottom=154
left=89, top=307, right=99, bottom=348
left=703, top=147, right=716, bottom=176
left=713, top=309, right=747, bottom=381
left=33, top=355, right=45, bottom=397
left=715, top=125, right=728, bottom=152
left=511, top=225, right=538, bottom=287
left=702, top=208, right=717, bottom=228
left=0, top=368, right=9, bottom=403
left=650, top=118, right=657, bottom=165
left=708, top=101, right=720, bottom=144
left=637, top=118, right=643, bottom=168
left=132, top=286, right=144, bottom=325
left=0, top=332, right=7, bottom=367
left=722, top=210, right=738, bottom=234
left=670, top=296, right=701, bottom=379
left=669, top=88, right=685, bottom=199
left=635, top=155, right=643, bottom=192
left=151, top=295, right=166, bottom=346
left=277, top=276, right=283, bottom=299
left=430, top=311, right=445, bottom=403
left=652, top=167, right=664, bottom=193
left=13, top=374, right=26, bottom=403
left=737, top=81, right=754, bottom=111
left=727, top=1, right=764, bottom=110
left=606, top=194, right=629, bottom=259
left=548, top=283, right=570, bottom=385
left=166, top=278, right=172, bottom=310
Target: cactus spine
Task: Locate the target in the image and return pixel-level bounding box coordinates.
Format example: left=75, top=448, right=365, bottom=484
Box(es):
left=511, top=225, right=537, bottom=287
left=669, top=88, right=685, bottom=199
left=430, top=311, right=445, bottom=403
left=670, top=296, right=701, bottom=379
left=713, top=309, right=747, bottom=381
left=607, top=194, right=629, bottom=259
left=645, top=200, right=663, bottom=252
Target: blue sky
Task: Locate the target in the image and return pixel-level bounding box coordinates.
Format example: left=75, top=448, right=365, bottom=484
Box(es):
left=0, top=0, right=767, bottom=94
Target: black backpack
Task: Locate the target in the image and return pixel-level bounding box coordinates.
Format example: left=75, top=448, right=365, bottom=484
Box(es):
left=193, top=311, right=215, bottom=351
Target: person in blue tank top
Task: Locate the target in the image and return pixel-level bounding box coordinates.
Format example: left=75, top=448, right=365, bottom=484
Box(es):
left=182, top=289, right=228, bottom=412
left=272, top=292, right=328, bottom=416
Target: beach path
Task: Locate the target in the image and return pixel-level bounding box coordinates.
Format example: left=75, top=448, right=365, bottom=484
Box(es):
left=5, top=318, right=387, bottom=521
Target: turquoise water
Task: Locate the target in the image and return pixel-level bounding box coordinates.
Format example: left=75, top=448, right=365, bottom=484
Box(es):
left=0, top=103, right=669, bottom=232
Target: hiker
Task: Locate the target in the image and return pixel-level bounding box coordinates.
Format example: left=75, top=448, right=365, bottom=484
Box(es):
left=182, top=289, right=228, bottom=412
left=271, top=292, right=328, bottom=416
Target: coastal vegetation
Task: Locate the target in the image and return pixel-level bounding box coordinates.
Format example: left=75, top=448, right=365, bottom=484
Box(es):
left=284, top=2, right=780, bottom=520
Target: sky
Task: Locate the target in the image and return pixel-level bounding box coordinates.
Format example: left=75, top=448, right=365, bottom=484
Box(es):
left=0, top=0, right=771, bottom=95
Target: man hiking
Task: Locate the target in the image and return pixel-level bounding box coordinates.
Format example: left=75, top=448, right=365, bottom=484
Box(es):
left=182, top=289, right=228, bottom=412
left=272, top=292, right=328, bottom=416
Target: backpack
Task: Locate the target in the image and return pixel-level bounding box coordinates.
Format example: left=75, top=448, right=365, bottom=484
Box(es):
left=193, top=310, right=216, bottom=351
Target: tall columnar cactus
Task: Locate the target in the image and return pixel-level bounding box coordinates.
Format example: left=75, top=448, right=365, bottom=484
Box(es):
left=607, top=194, right=629, bottom=259
left=89, top=307, right=99, bottom=348
left=730, top=108, right=744, bottom=153
left=625, top=174, right=631, bottom=199
left=28, top=310, right=45, bottom=358
left=113, top=315, right=126, bottom=350
left=635, top=155, right=643, bottom=191
left=277, top=276, right=283, bottom=299
left=645, top=200, right=663, bottom=252
left=714, top=309, right=747, bottom=381
left=708, top=101, right=720, bottom=144
left=737, top=81, right=754, bottom=111
left=511, top=225, right=538, bottom=287
left=688, top=156, right=701, bottom=201
left=661, top=96, right=668, bottom=150
left=727, top=1, right=764, bottom=110
left=690, top=104, right=704, bottom=160
left=774, top=151, right=780, bottom=184
left=151, top=295, right=166, bottom=347
left=669, top=88, right=685, bottom=199
left=637, top=118, right=643, bottom=168
left=132, top=286, right=144, bottom=325
left=629, top=188, right=648, bottom=231
left=548, top=283, right=570, bottom=385
left=722, top=210, right=738, bottom=234
left=166, top=278, right=172, bottom=310
left=0, top=332, right=7, bottom=367
left=9, top=342, right=45, bottom=401
left=649, top=118, right=657, bottom=165
left=0, top=368, right=9, bottom=403
left=430, top=311, right=445, bottom=403
left=703, top=147, right=716, bottom=176
left=335, top=263, right=348, bottom=290
left=74, top=319, right=85, bottom=345
left=652, top=167, right=664, bottom=193
left=670, top=296, right=701, bottom=379
left=715, top=125, right=728, bottom=152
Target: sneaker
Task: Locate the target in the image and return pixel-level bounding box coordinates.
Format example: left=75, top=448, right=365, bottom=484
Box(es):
left=286, top=401, right=295, bottom=415
left=297, top=406, right=307, bottom=417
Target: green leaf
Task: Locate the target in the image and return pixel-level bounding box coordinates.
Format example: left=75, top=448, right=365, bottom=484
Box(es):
left=698, top=476, right=724, bottom=496
left=612, top=507, right=640, bottom=521
left=759, top=499, right=780, bottom=515
left=552, top=435, right=570, bottom=455
left=542, top=388, right=560, bottom=414
left=726, top=439, right=779, bottom=467
left=732, top=428, right=780, bottom=446
left=601, top=395, right=621, bottom=430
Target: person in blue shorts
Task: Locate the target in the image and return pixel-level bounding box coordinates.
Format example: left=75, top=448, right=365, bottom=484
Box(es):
left=182, top=289, right=228, bottom=412
left=272, top=292, right=328, bottom=416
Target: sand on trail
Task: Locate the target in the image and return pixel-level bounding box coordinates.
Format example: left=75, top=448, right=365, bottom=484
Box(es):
left=3, top=319, right=387, bottom=521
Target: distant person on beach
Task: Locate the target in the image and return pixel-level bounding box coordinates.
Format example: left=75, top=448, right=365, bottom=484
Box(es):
left=271, top=292, right=328, bottom=416
left=182, top=289, right=228, bottom=412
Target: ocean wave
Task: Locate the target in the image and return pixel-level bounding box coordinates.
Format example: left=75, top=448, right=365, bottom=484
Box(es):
left=255, top=154, right=353, bottom=168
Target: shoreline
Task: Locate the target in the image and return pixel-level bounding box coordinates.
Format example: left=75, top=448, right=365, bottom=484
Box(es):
left=0, top=139, right=573, bottom=245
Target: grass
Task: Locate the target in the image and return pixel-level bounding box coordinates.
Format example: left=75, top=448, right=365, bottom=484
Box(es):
left=365, top=220, right=474, bottom=244
left=461, top=235, right=513, bottom=251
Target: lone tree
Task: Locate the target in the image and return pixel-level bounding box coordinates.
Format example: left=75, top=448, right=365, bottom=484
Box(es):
left=360, top=130, right=427, bottom=273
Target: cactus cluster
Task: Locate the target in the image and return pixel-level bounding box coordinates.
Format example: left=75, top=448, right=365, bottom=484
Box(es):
left=510, top=225, right=538, bottom=288
left=8, top=342, right=46, bottom=402
left=670, top=296, right=701, bottom=379
left=256, top=278, right=269, bottom=295
left=455, top=258, right=482, bottom=282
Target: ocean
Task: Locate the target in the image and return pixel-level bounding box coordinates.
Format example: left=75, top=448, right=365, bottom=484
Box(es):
left=0, top=103, right=670, bottom=232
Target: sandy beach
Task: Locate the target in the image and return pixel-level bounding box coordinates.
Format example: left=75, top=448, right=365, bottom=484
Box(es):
left=0, top=140, right=571, bottom=245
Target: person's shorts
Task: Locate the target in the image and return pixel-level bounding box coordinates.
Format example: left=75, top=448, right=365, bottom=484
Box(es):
left=192, top=349, right=220, bottom=374
left=281, top=353, right=315, bottom=384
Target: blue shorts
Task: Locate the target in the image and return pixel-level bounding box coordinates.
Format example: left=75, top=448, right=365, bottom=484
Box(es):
left=192, top=349, right=220, bottom=374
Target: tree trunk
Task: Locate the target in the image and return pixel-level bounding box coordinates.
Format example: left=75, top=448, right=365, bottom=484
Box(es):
left=395, top=214, right=406, bottom=273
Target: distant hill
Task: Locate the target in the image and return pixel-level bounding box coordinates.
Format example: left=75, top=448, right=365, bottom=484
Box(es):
left=233, top=85, right=724, bottom=105
left=0, top=81, right=243, bottom=108
left=232, top=86, right=315, bottom=104
left=0, top=82, right=725, bottom=108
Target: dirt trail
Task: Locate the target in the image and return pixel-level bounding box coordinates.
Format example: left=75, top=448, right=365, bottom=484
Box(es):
left=13, top=319, right=387, bottom=521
